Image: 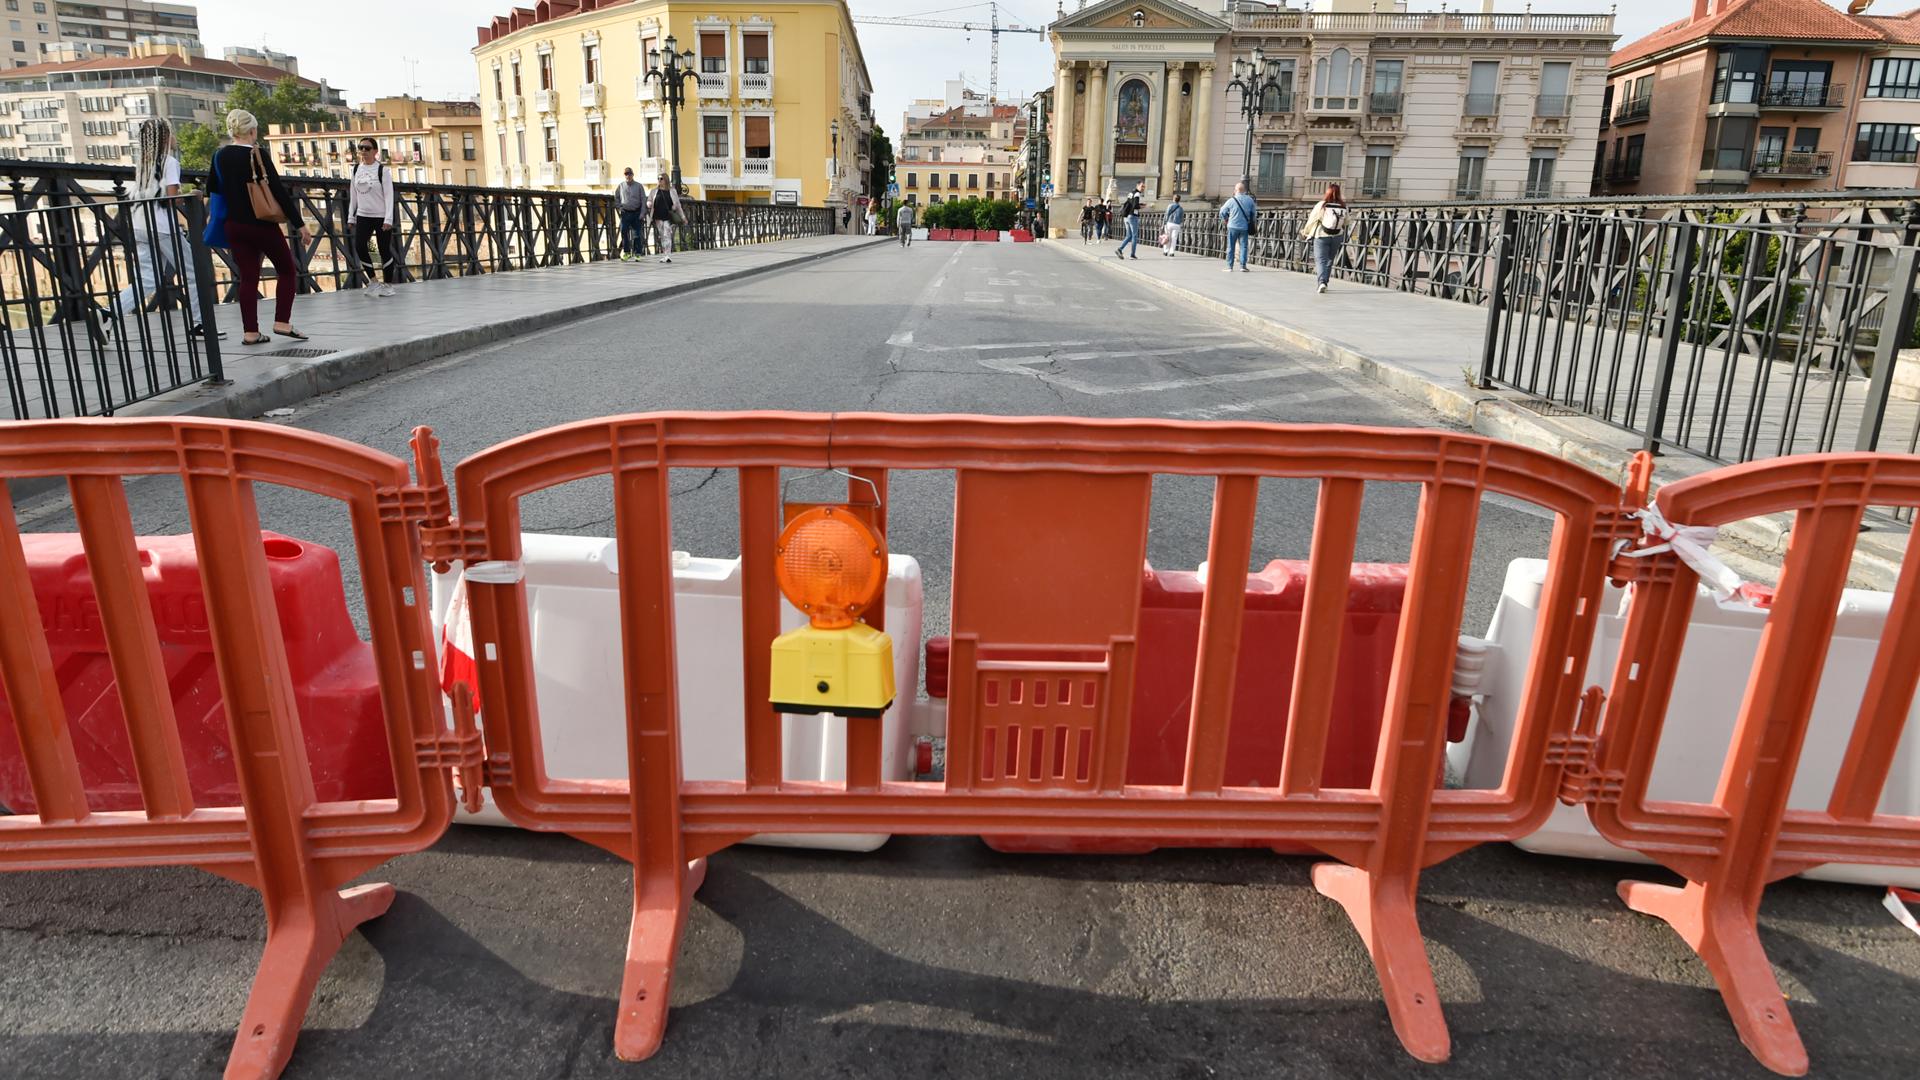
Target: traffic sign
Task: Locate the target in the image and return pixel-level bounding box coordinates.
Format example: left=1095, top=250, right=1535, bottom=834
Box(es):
left=1041, top=183, right=1053, bottom=196
left=1024, top=198, right=1036, bottom=210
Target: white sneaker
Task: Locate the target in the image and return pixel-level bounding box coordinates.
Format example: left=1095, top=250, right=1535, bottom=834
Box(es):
left=363, top=284, right=379, bottom=298
left=1317, top=283, right=1327, bottom=294
left=378, top=284, right=396, bottom=297
left=1223, top=265, right=1234, bottom=272
left=659, top=256, right=671, bottom=264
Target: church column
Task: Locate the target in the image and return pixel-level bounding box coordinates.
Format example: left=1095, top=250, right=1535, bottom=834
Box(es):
left=1085, top=60, right=1107, bottom=199
left=1159, top=62, right=1183, bottom=200
left=1051, top=60, right=1073, bottom=195
left=1191, top=62, right=1214, bottom=199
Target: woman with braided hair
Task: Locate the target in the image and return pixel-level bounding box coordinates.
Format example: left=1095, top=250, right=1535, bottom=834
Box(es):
left=111, top=117, right=218, bottom=339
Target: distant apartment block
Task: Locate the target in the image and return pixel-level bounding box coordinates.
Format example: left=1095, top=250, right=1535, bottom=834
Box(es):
left=1599, top=0, right=1920, bottom=195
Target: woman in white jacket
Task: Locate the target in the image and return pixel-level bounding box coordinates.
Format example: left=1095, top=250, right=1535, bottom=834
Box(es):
left=111, top=117, right=216, bottom=339
left=645, top=171, right=684, bottom=263
left=348, top=137, right=400, bottom=297
left=1299, top=183, right=1348, bottom=294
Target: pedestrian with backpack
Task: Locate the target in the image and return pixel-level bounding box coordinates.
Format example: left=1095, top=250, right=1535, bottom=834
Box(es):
left=349, top=137, right=400, bottom=297
left=1218, top=180, right=1257, bottom=272
left=1301, top=183, right=1348, bottom=293
left=1115, top=181, right=1144, bottom=260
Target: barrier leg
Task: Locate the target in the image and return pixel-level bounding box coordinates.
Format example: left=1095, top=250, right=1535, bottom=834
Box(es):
left=223, top=881, right=396, bottom=1080
left=1618, top=879, right=1808, bottom=1077
left=1313, top=862, right=1449, bottom=1064
left=613, top=857, right=706, bottom=1061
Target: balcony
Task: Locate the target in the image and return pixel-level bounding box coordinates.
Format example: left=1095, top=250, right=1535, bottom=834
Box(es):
left=1759, top=83, right=1845, bottom=110
left=537, top=161, right=563, bottom=186
left=583, top=159, right=611, bottom=186
left=697, top=72, right=729, bottom=100
left=635, top=75, right=662, bottom=103
left=1612, top=96, right=1652, bottom=124
left=1751, top=150, right=1835, bottom=178
left=1232, top=9, right=1612, bottom=33
left=1521, top=181, right=1578, bottom=200
left=507, top=163, right=530, bottom=186
left=1251, top=174, right=1293, bottom=199
left=488, top=99, right=504, bottom=123
left=1368, top=92, right=1403, bottom=115
left=1606, top=161, right=1642, bottom=183
left=578, top=82, right=605, bottom=110
left=1358, top=178, right=1399, bottom=200
left=699, top=155, right=731, bottom=185
left=1463, top=94, right=1501, bottom=118
left=506, top=96, right=524, bottom=120
left=740, top=156, right=772, bottom=184
left=740, top=71, right=772, bottom=100
left=534, top=88, right=560, bottom=114
left=1534, top=95, right=1572, bottom=118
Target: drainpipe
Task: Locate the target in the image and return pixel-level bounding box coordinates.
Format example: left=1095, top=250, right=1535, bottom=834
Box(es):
left=1838, top=52, right=1867, bottom=194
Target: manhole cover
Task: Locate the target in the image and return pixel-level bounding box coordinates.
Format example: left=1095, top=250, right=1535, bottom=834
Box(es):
left=262, top=347, right=336, bottom=359
left=1510, top=398, right=1583, bottom=418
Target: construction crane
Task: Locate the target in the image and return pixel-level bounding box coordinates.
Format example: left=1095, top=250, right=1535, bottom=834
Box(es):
left=852, top=2, right=1045, bottom=104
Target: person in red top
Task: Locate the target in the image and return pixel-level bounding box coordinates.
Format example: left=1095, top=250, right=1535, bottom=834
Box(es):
left=213, top=108, right=311, bottom=345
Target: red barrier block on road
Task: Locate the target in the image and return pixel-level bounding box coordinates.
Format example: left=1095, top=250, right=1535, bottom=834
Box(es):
left=928, top=228, right=952, bottom=242
left=928, top=559, right=1409, bottom=852
left=0, top=532, right=395, bottom=813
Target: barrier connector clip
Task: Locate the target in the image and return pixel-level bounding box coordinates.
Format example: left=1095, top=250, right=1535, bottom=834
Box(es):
left=417, top=682, right=486, bottom=813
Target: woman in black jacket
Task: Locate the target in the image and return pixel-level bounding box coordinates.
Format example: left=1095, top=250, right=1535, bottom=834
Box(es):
left=213, top=108, right=312, bottom=345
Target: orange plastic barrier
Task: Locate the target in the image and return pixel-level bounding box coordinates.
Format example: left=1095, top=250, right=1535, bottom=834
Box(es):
left=433, top=412, right=1636, bottom=1065
left=1584, top=453, right=1920, bottom=1077
left=0, top=420, right=478, bottom=1080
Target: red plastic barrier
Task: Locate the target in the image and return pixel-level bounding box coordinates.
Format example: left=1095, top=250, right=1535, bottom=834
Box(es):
left=928, top=228, right=952, bottom=242
left=1010, top=230, right=1035, bottom=243
left=0, top=532, right=394, bottom=813
left=950, top=229, right=976, bottom=242
left=927, top=560, right=1409, bottom=852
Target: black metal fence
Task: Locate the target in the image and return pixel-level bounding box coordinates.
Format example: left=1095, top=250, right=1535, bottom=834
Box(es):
left=1141, top=192, right=1920, bottom=470
left=0, top=162, right=837, bottom=419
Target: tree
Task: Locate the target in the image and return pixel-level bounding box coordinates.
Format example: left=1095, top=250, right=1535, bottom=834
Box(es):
left=867, top=124, right=895, bottom=197
left=221, top=75, right=328, bottom=129
left=174, top=121, right=219, bottom=172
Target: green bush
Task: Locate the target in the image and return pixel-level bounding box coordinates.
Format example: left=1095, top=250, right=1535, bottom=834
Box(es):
left=975, top=199, right=1019, bottom=232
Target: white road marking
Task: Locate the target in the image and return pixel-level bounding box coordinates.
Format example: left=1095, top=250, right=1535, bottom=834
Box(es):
left=980, top=347, right=1305, bottom=397
left=1173, top=385, right=1350, bottom=417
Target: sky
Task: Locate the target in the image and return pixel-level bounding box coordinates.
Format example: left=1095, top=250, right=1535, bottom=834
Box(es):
left=185, top=0, right=1858, bottom=134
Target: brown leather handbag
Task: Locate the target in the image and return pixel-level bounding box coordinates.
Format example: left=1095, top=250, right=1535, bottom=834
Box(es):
left=246, top=145, right=287, bottom=224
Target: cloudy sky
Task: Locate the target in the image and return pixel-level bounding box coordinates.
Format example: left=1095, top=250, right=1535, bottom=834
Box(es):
left=186, top=0, right=1849, bottom=134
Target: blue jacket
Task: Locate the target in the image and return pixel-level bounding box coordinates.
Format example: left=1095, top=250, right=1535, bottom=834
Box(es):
left=1165, top=203, right=1185, bottom=225
left=1218, top=193, right=1256, bottom=231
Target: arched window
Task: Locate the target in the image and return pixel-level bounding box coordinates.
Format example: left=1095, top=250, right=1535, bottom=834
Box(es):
left=1314, top=48, right=1361, bottom=111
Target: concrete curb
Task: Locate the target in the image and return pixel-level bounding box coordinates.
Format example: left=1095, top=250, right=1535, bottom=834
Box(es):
left=1053, top=242, right=1907, bottom=589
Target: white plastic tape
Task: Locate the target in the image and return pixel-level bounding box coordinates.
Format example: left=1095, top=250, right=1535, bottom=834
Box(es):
left=1619, top=505, right=1743, bottom=601
left=1887, top=888, right=1920, bottom=939
left=463, top=561, right=526, bottom=585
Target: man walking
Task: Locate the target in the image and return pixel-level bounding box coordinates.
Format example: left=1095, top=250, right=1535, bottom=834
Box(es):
left=1115, top=182, right=1144, bottom=260
left=1161, top=193, right=1185, bottom=257
left=895, top=200, right=915, bottom=247
left=1218, top=180, right=1257, bottom=273
left=645, top=171, right=682, bottom=264
left=614, top=167, right=646, bottom=262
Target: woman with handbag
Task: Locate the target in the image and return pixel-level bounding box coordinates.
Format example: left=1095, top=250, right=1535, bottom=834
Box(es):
left=212, top=108, right=312, bottom=345
left=645, top=170, right=682, bottom=264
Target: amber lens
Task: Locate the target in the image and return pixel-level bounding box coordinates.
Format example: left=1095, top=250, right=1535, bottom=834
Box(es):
left=775, top=507, right=884, bottom=628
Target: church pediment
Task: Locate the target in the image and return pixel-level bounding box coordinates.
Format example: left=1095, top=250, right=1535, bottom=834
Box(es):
left=1051, top=0, right=1230, bottom=35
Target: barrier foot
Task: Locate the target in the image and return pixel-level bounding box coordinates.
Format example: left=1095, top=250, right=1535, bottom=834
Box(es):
left=1619, top=879, right=1809, bottom=1077
left=612, top=857, right=707, bottom=1062
left=223, top=881, right=396, bottom=1080
left=1312, top=862, right=1451, bottom=1064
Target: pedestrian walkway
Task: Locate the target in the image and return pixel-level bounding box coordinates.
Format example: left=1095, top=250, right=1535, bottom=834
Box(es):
left=1051, top=240, right=1910, bottom=588
left=12, top=234, right=884, bottom=425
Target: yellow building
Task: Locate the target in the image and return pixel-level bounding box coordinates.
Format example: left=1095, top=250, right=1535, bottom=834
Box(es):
left=267, top=97, right=488, bottom=186
left=472, top=0, right=873, bottom=209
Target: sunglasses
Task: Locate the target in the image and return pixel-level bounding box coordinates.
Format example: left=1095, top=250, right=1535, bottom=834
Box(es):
left=359, top=144, right=377, bottom=152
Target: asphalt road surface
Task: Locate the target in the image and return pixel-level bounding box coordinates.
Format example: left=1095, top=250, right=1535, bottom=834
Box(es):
left=4, top=240, right=1916, bottom=1079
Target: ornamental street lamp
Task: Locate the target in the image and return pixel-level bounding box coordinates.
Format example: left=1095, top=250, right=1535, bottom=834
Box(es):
left=644, top=36, right=698, bottom=194
left=1227, top=48, right=1288, bottom=192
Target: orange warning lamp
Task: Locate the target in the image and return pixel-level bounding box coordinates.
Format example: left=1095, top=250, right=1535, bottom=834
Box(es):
left=769, top=505, right=896, bottom=716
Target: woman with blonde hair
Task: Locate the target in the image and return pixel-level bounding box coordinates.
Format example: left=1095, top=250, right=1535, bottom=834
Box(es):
left=212, top=108, right=311, bottom=344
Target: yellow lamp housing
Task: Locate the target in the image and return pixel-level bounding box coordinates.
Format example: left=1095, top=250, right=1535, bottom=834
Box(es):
left=769, top=621, right=896, bottom=717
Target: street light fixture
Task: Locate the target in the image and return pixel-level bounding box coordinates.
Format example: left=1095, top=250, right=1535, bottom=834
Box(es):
left=1226, top=48, right=1288, bottom=195
left=644, top=35, right=698, bottom=194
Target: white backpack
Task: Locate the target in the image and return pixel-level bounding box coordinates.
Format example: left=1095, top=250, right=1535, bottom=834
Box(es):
left=1320, top=204, right=1347, bottom=235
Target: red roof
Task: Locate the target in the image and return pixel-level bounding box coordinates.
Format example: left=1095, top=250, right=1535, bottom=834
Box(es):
left=1612, top=0, right=1889, bottom=71
left=1863, top=9, right=1920, bottom=46
left=0, top=51, right=323, bottom=88
left=916, top=104, right=1023, bottom=129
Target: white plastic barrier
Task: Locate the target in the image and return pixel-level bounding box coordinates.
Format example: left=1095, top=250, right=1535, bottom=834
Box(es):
left=433, top=534, right=925, bottom=851
left=1449, top=559, right=1920, bottom=887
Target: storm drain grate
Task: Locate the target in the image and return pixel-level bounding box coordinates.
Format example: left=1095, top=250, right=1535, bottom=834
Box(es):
left=261, top=347, right=336, bottom=359
left=1509, top=398, right=1584, bottom=418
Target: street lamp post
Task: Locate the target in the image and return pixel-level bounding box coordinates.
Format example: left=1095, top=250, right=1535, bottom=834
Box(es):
left=644, top=36, right=698, bottom=194
left=1226, top=48, right=1287, bottom=193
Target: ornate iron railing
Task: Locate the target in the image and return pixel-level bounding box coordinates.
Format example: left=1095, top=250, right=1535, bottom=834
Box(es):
left=0, top=162, right=835, bottom=419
